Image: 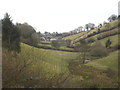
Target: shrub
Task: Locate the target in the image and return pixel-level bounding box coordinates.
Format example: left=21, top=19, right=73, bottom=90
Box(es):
left=112, top=44, right=120, bottom=50
left=66, top=39, right=72, bottom=47
left=87, top=38, right=95, bottom=43
left=90, top=42, right=109, bottom=57
left=105, top=39, right=112, bottom=48
left=103, top=68, right=118, bottom=79
left=51, top=40, right=60, bottom=49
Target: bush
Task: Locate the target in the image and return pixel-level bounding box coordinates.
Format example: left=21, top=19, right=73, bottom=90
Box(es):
left=16, top=23, right=39, bottom=46
left=66, top=39, right=71, bottom=47
left=51, top=40, right=60, bottom=49
left=105, top=39, right=112, bottom=48
left=112, top=44, right=120, bottom=50
left=87, top=38, right=95, bottom=43
left=90, top=42, right=109, bottom=57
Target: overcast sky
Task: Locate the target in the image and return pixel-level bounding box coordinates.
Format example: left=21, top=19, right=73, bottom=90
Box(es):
left=0, top=0, right=119, bottom=33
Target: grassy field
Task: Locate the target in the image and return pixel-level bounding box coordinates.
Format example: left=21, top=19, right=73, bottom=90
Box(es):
left=19, top=43, right=118, bottom=88
left=38, top=43, right=74, bottom=50
left=20, top=43, right=79, bottom=77
left=3, top=42, right=119, bottom=88
left=86, top=50, right=118, bottom=71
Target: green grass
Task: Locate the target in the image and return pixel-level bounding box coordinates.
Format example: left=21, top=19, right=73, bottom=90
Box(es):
left=59, top=46, right=74, bottom=50
left=40, top=41, right=51, bottom=44
left=38, top=44, right=52, bottom=47
left=20, top=43, right=79, bottom=77
left=98, top=34, right=119, bottom=47
left=86, top=50, right=119, bottom=71
left=38, top=43, right=74, bottom=50
left=5, top=43, right=118, bottom=88
left=89, top=34, right=119, bottom=48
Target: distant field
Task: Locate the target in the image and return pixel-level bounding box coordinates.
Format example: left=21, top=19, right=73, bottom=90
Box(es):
left=40, top=41, right=52, bottom=44
left=86, top=50, right=119, bottom=71
left=86, top=27, right=119, bottom=40
left=63, top=19, right=118, bottom=45
left=38, top=43, right=74, bottom=51
left=62, top=32, right=87, bottom=41
left=38, top=44, right=52, bottom=47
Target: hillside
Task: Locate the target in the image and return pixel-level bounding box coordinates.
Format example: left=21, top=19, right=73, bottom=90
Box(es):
left=3, top=43, right=118, bottom=88
left=63, top=19, right=119, bottom=46
left=92, top=34, right=119, bottom=47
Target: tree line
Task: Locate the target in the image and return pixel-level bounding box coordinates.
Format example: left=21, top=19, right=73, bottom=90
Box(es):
left=2, top=13, right=40, bottom=53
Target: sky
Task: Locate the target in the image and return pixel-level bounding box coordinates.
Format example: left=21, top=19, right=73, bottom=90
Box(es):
left=0, top=0, right=119, bottom=33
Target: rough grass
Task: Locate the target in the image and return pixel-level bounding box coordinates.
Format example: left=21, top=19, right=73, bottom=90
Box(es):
left=20, top=43, right=79, bottom=77
left=85, top=50, right=119, bottom=71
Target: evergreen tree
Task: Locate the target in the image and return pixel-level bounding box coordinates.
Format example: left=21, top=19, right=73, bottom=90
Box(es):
left=2, top=13, right=20, bottom=52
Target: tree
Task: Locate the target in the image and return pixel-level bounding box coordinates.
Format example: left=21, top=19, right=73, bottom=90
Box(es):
left=16, top=23, right=36, bottom=38
left=118, top=15, right=120, bottom=18
left=107, top=14, right=117, bottom=22
left=90, top=42, right=108, bottom=57
left=98, top=23, right=102, bottom=28
left=85, top=24, right=89, bottom=31
left=31, top=33, right=39, bottom=46
left=16, top=23, right=39, bottom=46
left=105, top=23, right=111, bottom=30
left=2, top=13, right=20, bottom=52
left=78, top=26, right=83, bottom=32
left=103, top=21, right=107, bottom=26
left=66, top=39, right=71, bottom=47
left=74, top=39, right=90, bottom=63
left=105, top=39, right=112, bottom=48
left=51, top=40, right=60, bottom=49
left=88, top=23, right=95, bottom=30
left=85, top=23, right=95, bottom=31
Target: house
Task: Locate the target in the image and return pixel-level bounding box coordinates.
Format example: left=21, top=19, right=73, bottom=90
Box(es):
left=50, top=38, right=57, bottom=41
